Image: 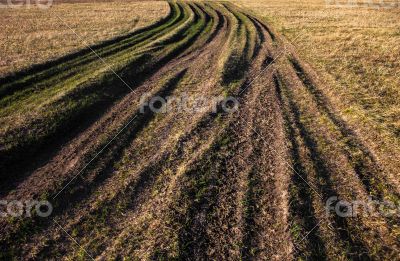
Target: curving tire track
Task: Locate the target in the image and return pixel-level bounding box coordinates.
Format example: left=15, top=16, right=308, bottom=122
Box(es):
left=0, top=1, right=398, bottom=260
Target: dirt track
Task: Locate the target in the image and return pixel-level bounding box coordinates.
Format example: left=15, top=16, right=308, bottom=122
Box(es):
left=0, top=1, right=399, bottom=260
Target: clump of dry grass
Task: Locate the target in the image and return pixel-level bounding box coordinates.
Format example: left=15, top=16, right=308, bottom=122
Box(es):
left=0, top=0, right=169, bottom=76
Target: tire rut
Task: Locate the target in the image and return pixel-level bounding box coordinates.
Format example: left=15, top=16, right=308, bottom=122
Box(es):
left=1, top=1, right=397, bottom=260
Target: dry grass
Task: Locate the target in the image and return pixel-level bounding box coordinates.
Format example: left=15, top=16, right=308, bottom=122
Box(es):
left=235, top=0, right=400, bottom=189
left=1, top=1, right=400, bottom=259
left=0, top=0, right=169, bottom=76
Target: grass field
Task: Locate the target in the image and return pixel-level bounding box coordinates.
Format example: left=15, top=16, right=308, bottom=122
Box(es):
left=0, top=0, right=399, bottom=260
left=0, top=0, right=169, bottom=76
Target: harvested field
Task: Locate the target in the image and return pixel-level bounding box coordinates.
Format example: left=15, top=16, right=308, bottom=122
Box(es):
left=0, top=1, right=399, bottom=260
